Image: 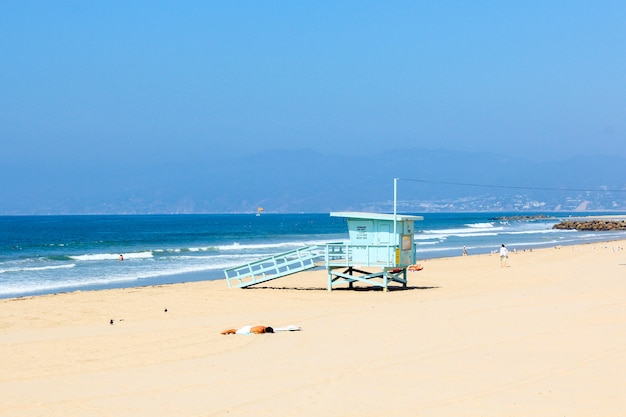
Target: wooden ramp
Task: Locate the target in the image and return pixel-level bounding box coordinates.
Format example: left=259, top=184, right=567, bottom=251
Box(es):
left=224, top=245, right=324, bottom=288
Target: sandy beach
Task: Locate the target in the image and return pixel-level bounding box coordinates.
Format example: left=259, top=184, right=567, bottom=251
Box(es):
left=2, top=240, right=626, bottom=416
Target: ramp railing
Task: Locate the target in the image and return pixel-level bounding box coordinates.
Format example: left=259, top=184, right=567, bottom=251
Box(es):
left=224, top=245, right=325, bottom=288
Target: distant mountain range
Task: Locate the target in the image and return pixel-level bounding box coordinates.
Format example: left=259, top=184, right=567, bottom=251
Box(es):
left=2, top=148, right=626, bottom=214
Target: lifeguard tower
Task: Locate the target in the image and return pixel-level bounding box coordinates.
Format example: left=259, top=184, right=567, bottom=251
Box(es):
left=324, top=212, right=423, bottom=290
left=223, top=212, right=423, bottom=291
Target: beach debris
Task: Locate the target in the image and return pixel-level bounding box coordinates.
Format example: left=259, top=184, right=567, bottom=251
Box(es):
left=110, top=319, right=114, bottom=325
left=164, top=308, right=168, bottom=312
left=408, top=264, right=423, bottom=272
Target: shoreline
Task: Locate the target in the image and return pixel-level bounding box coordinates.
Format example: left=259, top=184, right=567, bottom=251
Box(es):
left=4, top=234, right=626, bottom=301
left=0, top=268, right=226, bottom=301
left=4, top=212, right=626, bottom=300
left=5, top=234, right=626, bottom=301
left=2, top=238, right=626, bottom=415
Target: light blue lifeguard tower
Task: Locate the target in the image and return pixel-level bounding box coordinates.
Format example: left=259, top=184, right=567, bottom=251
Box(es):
left=223, top=211, right=424, bottom=291
left=324, top=212, right=423, bottom=290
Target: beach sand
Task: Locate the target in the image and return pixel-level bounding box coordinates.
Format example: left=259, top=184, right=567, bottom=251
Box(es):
left=2, top=240, right=626, bottom=416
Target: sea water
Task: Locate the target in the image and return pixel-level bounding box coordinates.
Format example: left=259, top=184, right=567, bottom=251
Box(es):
left=1, top=212, right=625, bottom=298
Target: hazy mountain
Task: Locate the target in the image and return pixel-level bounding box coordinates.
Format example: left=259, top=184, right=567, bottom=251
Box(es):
left=2, top=148, right=625, bottom=214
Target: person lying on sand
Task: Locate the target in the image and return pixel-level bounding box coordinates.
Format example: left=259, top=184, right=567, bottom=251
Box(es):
left=221, top=325, right=273, bottom=335
left=220, top=324, right=301, bottom=335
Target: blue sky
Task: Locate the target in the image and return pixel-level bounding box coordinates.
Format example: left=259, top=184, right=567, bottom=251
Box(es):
left=2, top=1, right=625, bottom=169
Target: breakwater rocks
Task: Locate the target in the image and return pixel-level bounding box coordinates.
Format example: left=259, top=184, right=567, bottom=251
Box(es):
left=489, top=215, right=550, bottom=221
left=553, top=220, right=626, bottom=231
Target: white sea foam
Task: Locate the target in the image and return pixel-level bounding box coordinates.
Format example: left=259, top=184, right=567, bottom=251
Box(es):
left=414, top=240, right=440, bottom=246
left=511, top=239, right=561, bottom=247
left=0, top=275, right=139, bottom=296
left=0, top=263, right=76, bottom=274
left=504, top=228, right=568, bottom=235
left=70, top=251, right=154, bottom=261
left=216, top=239, right=341, bottom=251
left=417, top=230, right=500, bottom=240
left=0, top=262, right=231, bottom=297
left=415, top=245, right=468, bottom=254
left=175, top=253, right=264, bottom=262
left=150, top=240, right=339, bottom=254
left=466, top=222, right=496, bottom=228
left=422, top=226, right=504, bottom=235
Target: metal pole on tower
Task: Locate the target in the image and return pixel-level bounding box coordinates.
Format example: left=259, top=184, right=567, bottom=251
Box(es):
left=393, top=177, right=398, bottom=243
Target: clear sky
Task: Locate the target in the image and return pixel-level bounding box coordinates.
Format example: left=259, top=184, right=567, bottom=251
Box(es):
left=2, top=1, right=625, bottom=169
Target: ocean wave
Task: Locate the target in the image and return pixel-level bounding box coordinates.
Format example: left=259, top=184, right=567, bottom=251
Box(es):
left=174, top=253, right=266, bottom=262
left=414, top=240, right=440, bottom=246
left=155, top=246, right=220, bottom=253
left=70, top=251, right=154, bottom=261
left=421, top=226, right=504, bottom=235
left=414, top=234, right=444, bottom=240
left=216, top=239, right=342, bottom=251
left=0, top=261, right=237, bottom=297
left=150, top=240, right=340, bottom=255
left=417, top=220, right=561, bottom=240
left=0, top=263, right=76, bottom=275
left=0, top=274, right=138, bottom=296
left=415, top=245, right=466, bottom=254
left=503, top=228, right=572, bottom=236
left=418, top=231, right=500, bottom=239
left=46, top=255, right=73, bottom=261
left=510, top=239, right=561, bottom=247
left=465, top=222, right=496, bottom=228
left=188, top=246, right=216, bottom=252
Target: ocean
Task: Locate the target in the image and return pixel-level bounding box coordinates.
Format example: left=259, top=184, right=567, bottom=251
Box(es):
left=2, top=212, right=625, bottom=299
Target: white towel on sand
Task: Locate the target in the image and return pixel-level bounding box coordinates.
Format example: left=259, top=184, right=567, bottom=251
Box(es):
left=273, top=325, right=301, bottom=332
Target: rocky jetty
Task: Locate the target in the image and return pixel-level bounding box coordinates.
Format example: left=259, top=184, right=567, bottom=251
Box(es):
left=489, top=214, right=550, bottom=221
left=553, top=220, right=626, bottom=231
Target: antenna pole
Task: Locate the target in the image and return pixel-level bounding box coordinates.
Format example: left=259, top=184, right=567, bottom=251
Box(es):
left=393, top=177, right=398, bottom=244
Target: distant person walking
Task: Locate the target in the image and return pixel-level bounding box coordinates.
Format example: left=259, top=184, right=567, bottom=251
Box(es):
left=499, top=244, right=509, bottom=267
left=462, top=246, right=468, bottom=256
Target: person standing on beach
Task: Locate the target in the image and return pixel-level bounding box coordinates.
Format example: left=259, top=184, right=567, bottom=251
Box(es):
left=499, top=244, right=509, bottom=267
left=462, top=246, right=468, bottom=256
